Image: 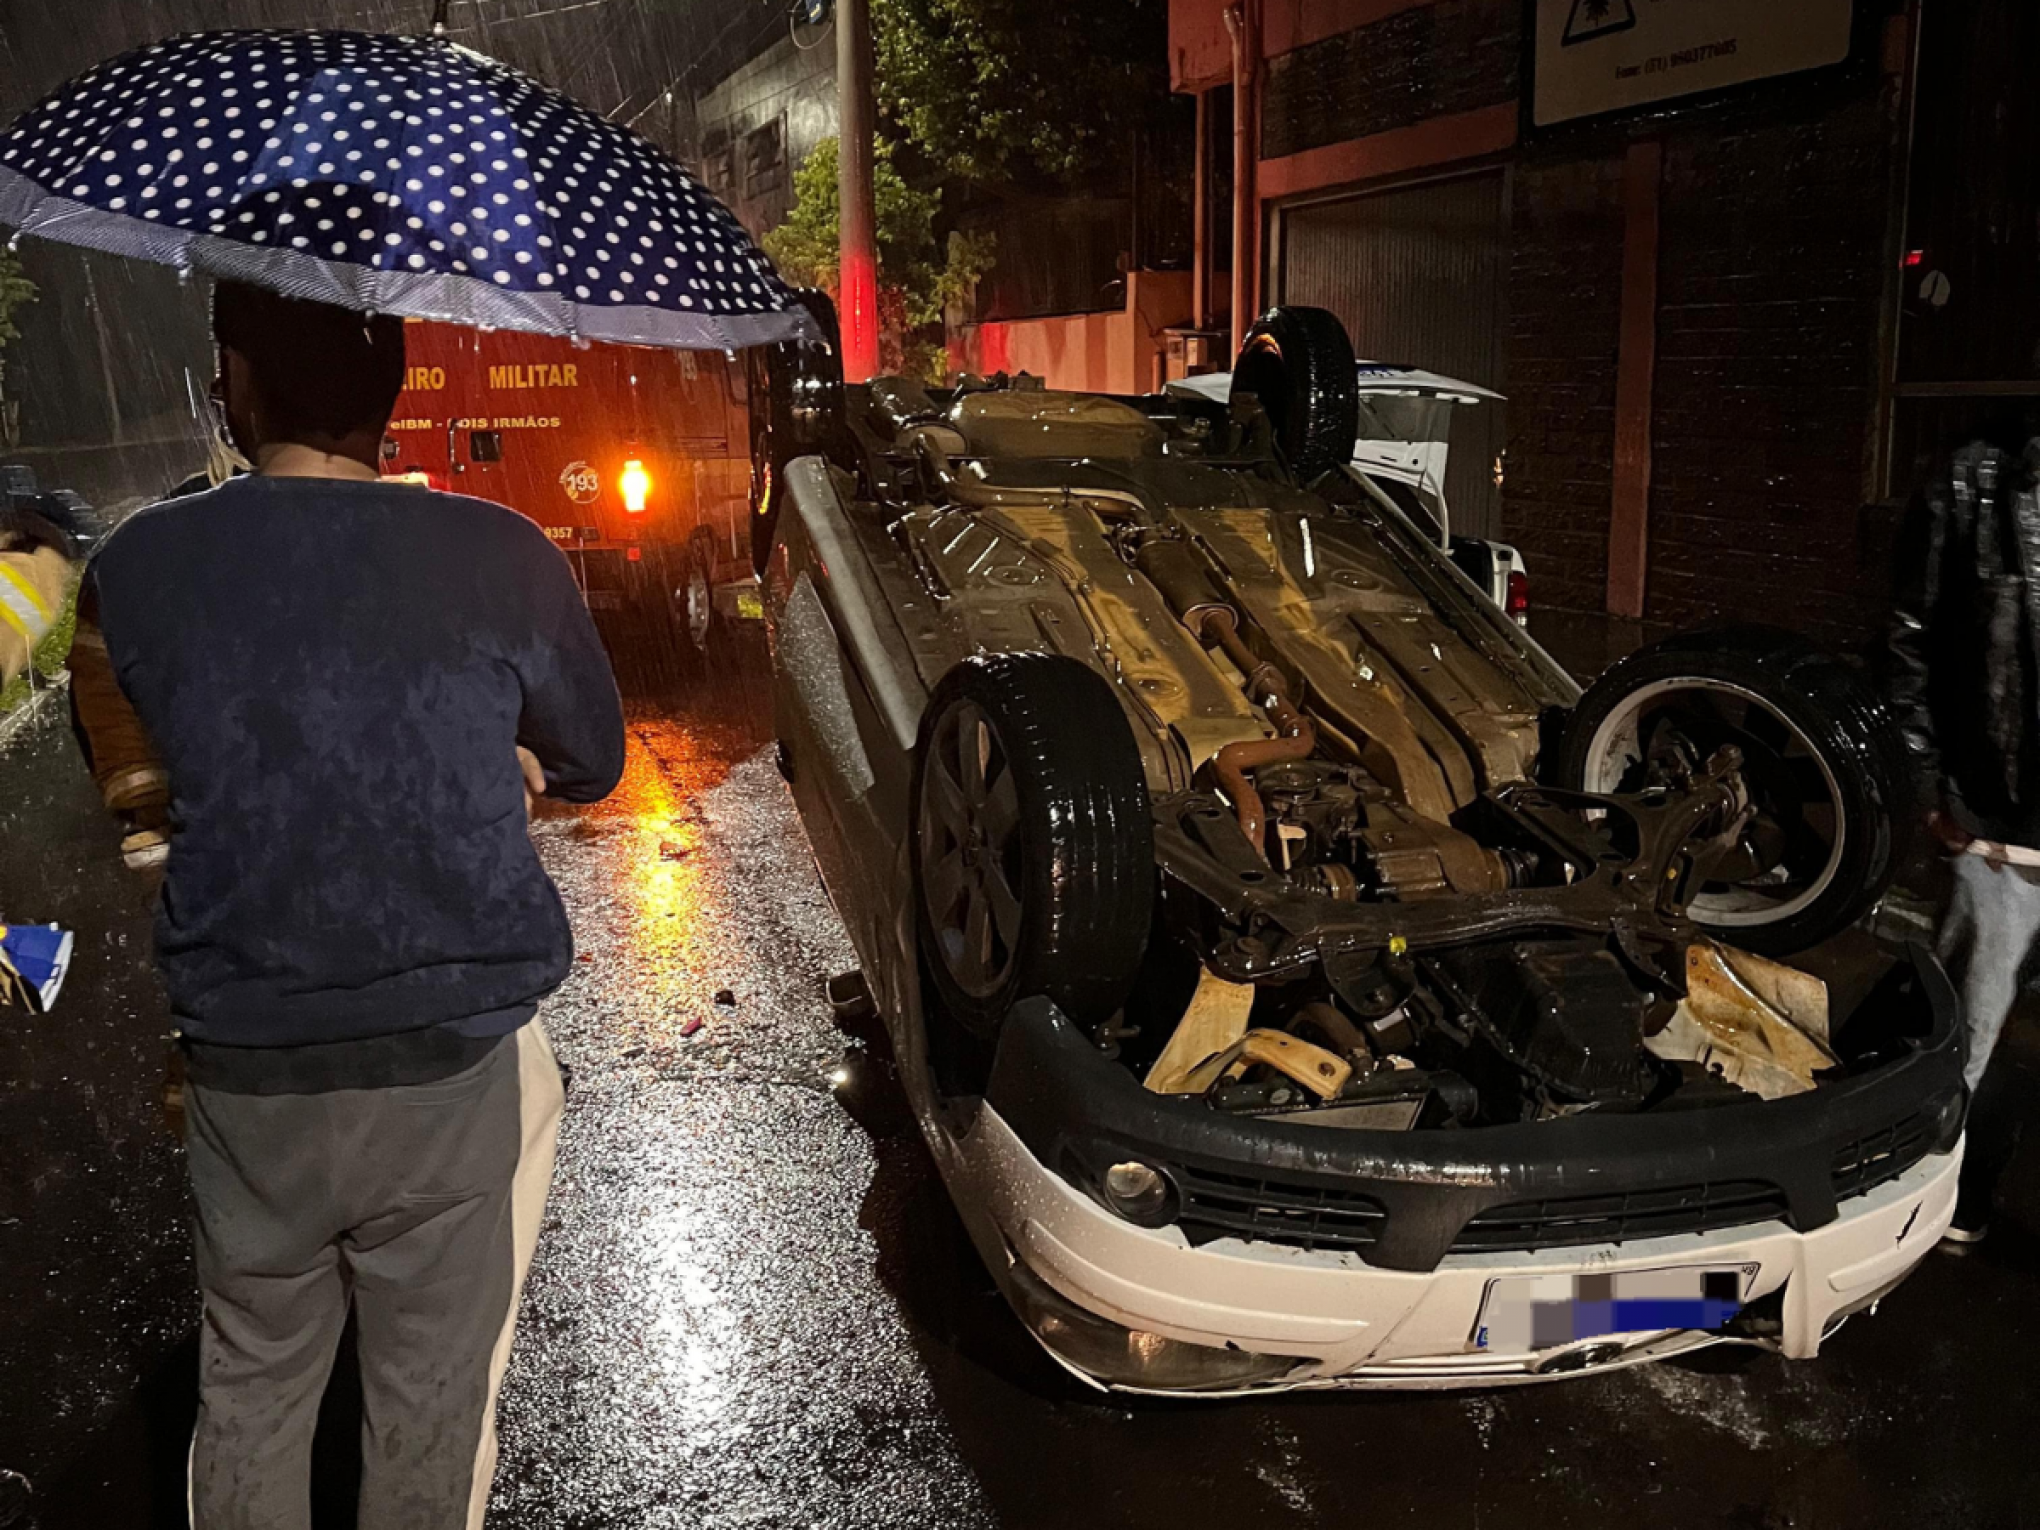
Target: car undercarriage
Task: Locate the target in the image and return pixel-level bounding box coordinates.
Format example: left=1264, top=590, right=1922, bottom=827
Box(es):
left=754, top=301, right=1966, bottom=1389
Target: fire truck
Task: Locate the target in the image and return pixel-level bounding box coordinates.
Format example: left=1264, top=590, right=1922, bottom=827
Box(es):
left=381, top=319, right=759, bottom=663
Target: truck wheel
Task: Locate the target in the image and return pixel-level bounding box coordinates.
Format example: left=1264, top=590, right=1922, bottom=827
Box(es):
left=912, top=653, right=1153, bottom=1038
left=656, top=534, right=721, bottom=672
left=1231, top=306, right=1360, bottom=482
left=1555, top=626, right=1912, bottom=956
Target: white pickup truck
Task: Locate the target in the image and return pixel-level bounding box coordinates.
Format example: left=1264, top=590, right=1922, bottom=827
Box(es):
left=1167, top=363, right=1529, bottom=624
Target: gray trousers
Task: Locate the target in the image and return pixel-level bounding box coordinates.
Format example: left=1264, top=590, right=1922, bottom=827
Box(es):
left=183, top=1023, right=564, bottom=1530
left=1938, top=852, right=2035, bottom=1207
left=1939, top=851, right=2040, bottom=1092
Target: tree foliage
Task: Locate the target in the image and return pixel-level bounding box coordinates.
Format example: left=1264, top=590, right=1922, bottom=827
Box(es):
left=0, top=249, right=36, bottom=348
left=0, top=249, right=37, bottom=451
left=871, top=0, right=1170, bottom=188
left=0, top=251, right=34, bottom=346
left=762, top=136, right=993, bottom=378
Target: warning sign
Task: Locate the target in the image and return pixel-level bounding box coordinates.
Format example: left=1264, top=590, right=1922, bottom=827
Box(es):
left=1534, top=0, right=1851, bottom=128
left=1563, top=0, right=1636, bottom=47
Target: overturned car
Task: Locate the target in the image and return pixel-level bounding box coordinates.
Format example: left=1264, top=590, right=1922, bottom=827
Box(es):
left=752, top=302, right=1964, bottom=1393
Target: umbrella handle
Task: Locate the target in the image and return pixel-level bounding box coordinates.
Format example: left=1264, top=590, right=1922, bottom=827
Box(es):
left=430, top=0, right=450, bottom=36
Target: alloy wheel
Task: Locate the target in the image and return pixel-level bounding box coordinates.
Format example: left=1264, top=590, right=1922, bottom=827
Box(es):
left=917, top=699, right=1025, bottom=999
left=1579, top=676, right=1844, bottom=928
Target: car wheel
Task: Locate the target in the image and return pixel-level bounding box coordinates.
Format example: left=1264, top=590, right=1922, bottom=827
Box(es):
left=1230, top=305, right=1360, bottom=482
left=912, top=653, right=1153, bottom=1038
left=1555, top=625, right=1911, bottom=956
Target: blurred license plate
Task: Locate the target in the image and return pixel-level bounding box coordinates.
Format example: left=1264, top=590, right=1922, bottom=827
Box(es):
left=1474, top=1265, right=1751, bottom=1353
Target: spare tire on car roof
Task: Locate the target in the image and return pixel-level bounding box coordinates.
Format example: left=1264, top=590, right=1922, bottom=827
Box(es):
left=1230, top=306, right=1360, bottom=483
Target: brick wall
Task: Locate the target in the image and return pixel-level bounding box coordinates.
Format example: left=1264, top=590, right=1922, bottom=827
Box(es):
left=1499, top=81, right=1899, bottom=653
left=951, top=272, right=1195, bottom=395
left=1260, top=0, right=1518, bottom=162
left=1500, top=151, right=1627, bottom=619
left=1647, top=92, right=1896, bottom=651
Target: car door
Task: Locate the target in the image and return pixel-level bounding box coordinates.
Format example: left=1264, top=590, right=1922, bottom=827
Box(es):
left=763, top=455, right=930, bottom=1008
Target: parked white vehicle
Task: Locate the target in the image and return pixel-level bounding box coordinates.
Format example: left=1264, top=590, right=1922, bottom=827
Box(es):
left=1168, top=363, right=1530, bottom=624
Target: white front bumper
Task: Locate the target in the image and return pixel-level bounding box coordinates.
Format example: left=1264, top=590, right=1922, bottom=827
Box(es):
left=938, top=1104, right=1962, bottom=1392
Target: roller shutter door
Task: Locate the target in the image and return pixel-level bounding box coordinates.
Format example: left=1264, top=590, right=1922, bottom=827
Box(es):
left=1274, top=170, right=1509, bottom=540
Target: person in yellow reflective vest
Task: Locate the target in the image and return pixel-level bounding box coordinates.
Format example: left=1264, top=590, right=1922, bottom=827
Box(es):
left=0, top=508, right=72, bottom=691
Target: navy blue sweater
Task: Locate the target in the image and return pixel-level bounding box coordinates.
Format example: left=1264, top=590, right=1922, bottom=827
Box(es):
left=87, top=476, right=625, bottom=1065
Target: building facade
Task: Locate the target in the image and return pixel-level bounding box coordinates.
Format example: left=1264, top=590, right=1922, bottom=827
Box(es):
left=1167, top=0, right=2034, bottom=657
left=692, top=28, right=840, bottom=242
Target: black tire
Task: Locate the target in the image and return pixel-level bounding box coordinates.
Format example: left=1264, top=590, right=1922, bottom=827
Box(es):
left=1231, top=306, right=1360, bottom=482
left=783, top=287, right=846, bottom=449
left=1555, top=625, right=1912, bottom=956
left=749, top=287, right=846, bottom=576
left=653, top=532, right=720, bottom=674
left=912, top=653, right=1154, bottom=1037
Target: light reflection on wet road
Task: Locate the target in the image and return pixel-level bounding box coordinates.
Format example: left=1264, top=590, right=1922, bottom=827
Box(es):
left=4, top=629, right=2040, bottom=1528
left=494, top=670, right=995, bottom=1528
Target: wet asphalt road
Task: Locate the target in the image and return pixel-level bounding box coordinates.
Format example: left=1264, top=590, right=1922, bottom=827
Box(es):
left=5, top=628, right=2040, bottom=1530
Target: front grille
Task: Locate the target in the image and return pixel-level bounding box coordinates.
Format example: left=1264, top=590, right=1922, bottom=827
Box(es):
left=1832, top=1112, right=1934, bottom=1203
left=1157, top=1107, right=1938, bottom=1261
left=1174, top=1164, right=1386, bottom=1252
left=1448, top=1180, right=1791, bottom=1254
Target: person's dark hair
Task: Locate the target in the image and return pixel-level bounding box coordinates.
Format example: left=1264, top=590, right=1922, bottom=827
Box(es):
left=0, top=506, right=74, bottom=560
left=211, top=281, right=405, bottom=442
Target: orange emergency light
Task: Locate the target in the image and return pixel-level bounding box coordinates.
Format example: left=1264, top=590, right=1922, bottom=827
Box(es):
left=620, top=459, right=652, bottom=513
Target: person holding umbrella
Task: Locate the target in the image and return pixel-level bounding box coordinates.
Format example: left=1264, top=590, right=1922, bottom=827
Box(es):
left=77, top=276, right=624, bottom=1523
left=0, top=26, right=815, bottom=1529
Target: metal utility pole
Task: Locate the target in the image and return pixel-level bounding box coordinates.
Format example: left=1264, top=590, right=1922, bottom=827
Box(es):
left=836, top=0, right=880, bottom=381
left=1225, top=0, right=1261, bottom=358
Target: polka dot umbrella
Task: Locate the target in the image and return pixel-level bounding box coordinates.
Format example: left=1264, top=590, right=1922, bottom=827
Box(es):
left=0, top=29, right=817, bottom=351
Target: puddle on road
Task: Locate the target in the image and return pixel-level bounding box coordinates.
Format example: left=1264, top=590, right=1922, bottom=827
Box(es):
left=496, top=709, right=995, bottom=1529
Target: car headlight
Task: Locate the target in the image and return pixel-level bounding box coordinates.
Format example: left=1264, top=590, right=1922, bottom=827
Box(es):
left=1101, top=1160, right=1175, bottom=1224
left=1004, top=1258, right=1306, bottom=1392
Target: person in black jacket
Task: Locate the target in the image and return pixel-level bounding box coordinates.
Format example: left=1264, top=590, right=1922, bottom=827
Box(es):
left=1886, top=422, right=2040, bottom=1246
left=71, top=282, right=625, bottom=1529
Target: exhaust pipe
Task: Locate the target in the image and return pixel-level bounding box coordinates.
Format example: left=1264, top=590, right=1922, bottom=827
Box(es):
left=1134, top=538, right=1314, bottom=858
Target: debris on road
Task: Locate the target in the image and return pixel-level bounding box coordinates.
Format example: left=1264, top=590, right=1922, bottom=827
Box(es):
left=827, top=970, right=876, bottom=1024
left=680, top=1018, right=705, bottom=1038
left=0, top=921, right=72, bottom=1013
left=714, top=988, right=737, bottom=1007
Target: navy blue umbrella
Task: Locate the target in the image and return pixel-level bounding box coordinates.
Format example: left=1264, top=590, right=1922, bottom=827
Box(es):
left=0, top=29, right=815, bottom=351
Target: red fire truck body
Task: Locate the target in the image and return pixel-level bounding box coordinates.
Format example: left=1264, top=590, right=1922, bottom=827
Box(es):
left=381, top=319, right=755, bottom=652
